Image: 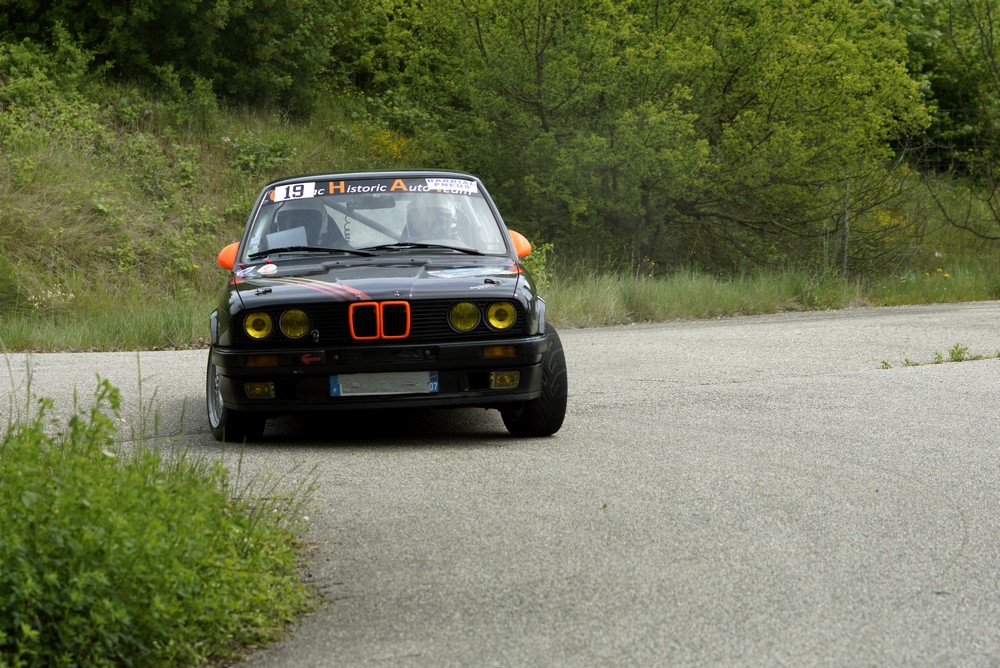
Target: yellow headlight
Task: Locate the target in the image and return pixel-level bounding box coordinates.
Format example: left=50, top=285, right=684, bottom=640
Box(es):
left=279, top=309, right=310, bottom=339
left=487, top=302, right=515, bottom=330
left=244, top=312, right=274, bottom=339
left=449, top=302, right=481, bottom=332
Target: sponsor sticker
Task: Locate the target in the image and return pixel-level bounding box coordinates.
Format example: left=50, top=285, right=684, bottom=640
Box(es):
left=427, top=266, right=516, bottom=278
left=425, top=178, right=478, bottom=194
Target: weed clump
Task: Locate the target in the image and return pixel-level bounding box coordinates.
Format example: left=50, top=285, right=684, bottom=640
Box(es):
left=0, top=380, right=310, bottom=666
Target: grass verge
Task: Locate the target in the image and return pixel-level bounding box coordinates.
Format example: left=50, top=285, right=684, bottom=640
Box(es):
left=0, top=379, right=312, bottom=666
left=545, top=265, right=1000, bottom=327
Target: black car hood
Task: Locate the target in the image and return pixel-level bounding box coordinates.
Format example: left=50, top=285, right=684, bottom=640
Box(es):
left=231, top=257, right=524, bottom=308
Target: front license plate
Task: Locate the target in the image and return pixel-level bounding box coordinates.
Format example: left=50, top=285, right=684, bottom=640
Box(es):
left=330, top=371, right=439, bottom=397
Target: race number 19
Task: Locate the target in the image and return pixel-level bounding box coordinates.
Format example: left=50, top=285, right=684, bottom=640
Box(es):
left=272, top=182, right=317, bottom=202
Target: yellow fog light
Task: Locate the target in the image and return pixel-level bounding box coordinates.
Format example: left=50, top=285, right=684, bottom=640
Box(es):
left=244, top=312, right=273, bottom=339
left=490, top=370, right=520, bottom=389
left=244, top=382, right=275, bottom=398
left=449, top=301, right=481, bottom=332
left=486, top=302, right=516, bottom=330
left=279, top=309, right=310, bottom=339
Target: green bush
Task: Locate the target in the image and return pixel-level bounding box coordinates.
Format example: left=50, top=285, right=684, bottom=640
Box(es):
left=0, top=33, right=104, bottom=152
left=227, top=134, right=298, bottom=177
left=0, top=381, right=311, bottom=666
left=520, top=241, right=554, bottom=294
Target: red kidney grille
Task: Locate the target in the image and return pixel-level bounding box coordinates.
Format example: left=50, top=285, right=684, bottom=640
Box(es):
left=349, top=301, right=410, bottom=340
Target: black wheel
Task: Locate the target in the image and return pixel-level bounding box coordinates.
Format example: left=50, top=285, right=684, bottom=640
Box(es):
left=206, top=352, right=266, bottom=442
left=501, top=326, right=568, bottom=436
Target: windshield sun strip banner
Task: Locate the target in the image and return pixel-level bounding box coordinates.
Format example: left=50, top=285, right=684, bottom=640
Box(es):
left=269, top=177, right=480, bottom=202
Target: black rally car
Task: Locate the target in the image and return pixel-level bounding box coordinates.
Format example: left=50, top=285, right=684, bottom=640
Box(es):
left=206, top=171, right=567, bottom=441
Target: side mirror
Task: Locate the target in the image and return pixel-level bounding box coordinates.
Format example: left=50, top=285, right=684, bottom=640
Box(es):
left=509, top=230, right=532, bottom=259
left=217, top=242, right=239, bottom=270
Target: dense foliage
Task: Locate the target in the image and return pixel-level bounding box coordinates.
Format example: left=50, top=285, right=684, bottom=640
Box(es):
left=893, top=0, right=1000, bottom=239
left=0, top=381, right=310, bottom=665
left=0, top=0, right=346, bottom=114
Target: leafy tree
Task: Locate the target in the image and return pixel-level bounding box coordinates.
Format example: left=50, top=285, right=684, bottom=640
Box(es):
left=673, top=0, right=930, bottom=271
left=894, top=0, right=992, bottom=175
left=896, top=0, right=1000, bottom=239
left=366, top=0, right=929, bottom=272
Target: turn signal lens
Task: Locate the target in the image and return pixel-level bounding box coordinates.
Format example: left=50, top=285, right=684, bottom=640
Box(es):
left=483, top=345, right=516, bottom=359
left=246, top=355, right=279, bottom=368
left=449, top=302, right=481, bottom=332
left=244, top=312, right=273, bottom=339
left=486, top=302, right=516, bottom=330
left=279, top=309, right=310, bottom=339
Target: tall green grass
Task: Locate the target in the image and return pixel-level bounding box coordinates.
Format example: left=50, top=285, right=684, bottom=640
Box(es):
left=868, top=264, right=1000, bottom=306
left=0, top=379, right=313, bottom=665
left=1, top=285, right=216, bottom=351
left=545, top=264, right=1000, bottom=327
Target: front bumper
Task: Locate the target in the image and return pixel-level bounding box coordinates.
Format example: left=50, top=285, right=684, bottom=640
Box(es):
left=211, top=334, right=551, bottom=412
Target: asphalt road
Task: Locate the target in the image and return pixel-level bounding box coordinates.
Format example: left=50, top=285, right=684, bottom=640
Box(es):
left=3, top=302, right=999, bottom=666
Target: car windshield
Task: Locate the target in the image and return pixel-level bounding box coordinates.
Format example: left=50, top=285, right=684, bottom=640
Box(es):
left=241, top=176, right=509, bottom=261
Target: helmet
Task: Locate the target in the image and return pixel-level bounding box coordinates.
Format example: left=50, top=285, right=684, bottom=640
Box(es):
left=274, top=205, right=323, bottom=245
left=404, top=204, right=457, bottom=241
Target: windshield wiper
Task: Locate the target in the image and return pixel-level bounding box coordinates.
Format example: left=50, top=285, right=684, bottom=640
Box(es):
left=248, top=245, right=374, bottom=259
left=361, top=242, right=484, bottom=256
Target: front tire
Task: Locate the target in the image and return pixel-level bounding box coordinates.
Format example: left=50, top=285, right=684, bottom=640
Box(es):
left=206, top=352, right=266, bottom=442
left=501, top=326, right=568, bottom=436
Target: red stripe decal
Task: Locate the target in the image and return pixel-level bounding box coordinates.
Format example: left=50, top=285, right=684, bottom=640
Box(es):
left=270, top=277, right=369, bottom=301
